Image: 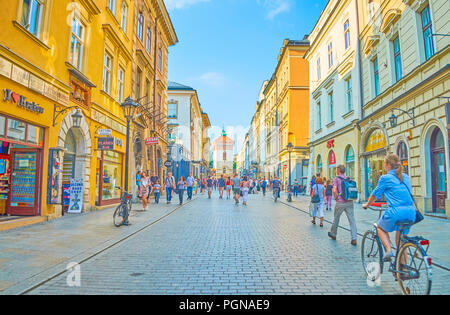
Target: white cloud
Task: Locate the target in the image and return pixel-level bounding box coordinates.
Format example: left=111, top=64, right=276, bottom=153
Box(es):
left=165, top=0, right=210, bottom=10
left=257, top=0, right=291, bottom=19
left=196, top=72, right=227, bottom=87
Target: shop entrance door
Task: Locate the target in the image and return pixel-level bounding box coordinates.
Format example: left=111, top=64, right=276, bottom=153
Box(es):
left=431, top=128, right=447, bottom=213
left=7, top=149, right=41, bottom=216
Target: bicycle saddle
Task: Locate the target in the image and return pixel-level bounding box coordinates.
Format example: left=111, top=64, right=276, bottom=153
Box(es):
left=395, top=220, right=414, bottom=229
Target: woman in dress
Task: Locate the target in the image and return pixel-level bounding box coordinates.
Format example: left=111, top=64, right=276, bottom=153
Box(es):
left=363, top=154, right=417, bottom=261
left=241, top=176, right=250, bottom=206
left=140, top=172, right=151, bottom=211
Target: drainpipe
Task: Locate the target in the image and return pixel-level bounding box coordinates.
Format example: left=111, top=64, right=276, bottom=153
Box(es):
left=153, top=17, right=158, bottom=177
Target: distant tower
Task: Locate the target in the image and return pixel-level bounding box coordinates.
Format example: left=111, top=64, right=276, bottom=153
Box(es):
left=212, top=127, right=235, bottom=176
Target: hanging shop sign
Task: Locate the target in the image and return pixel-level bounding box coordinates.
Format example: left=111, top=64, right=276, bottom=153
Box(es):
left=114, top=137, right=123, bottom=147
left=68, top=179, right=83, bottom=213
left=47, top=148, right=61, bottom=204
left=98, top=129, right=112, bottom=136
left=329, top=150, right=336, bottom=165
left=164, top=160, right=173, bottom=168
left=98, top=137, right=115, bottom=151
left=365, top=129, right=387, bottom=152
left=327, top=139, right=335, bottom=148
left=146, top=137, right=159, bottom=145
left=3, top=89, right=44, bottom=114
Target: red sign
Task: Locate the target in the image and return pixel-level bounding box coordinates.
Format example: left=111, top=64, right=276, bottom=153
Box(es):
left=329, top=151, right=336, bottom=165
left=146, top=137, right=159, bottom=145
left=283, top=164, right=288, bottom=170
left=327, top=139, right=335, bottom=148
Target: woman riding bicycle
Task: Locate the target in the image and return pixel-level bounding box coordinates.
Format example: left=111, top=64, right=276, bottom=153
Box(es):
left=362, top=154, right=417, bottom=262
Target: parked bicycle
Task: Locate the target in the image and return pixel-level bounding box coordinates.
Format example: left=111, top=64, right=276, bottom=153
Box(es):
left=361, top=202, right=432, bottom=295
left=113, top=187, right=133, bottom=227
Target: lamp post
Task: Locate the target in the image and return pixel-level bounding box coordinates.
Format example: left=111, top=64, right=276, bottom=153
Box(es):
left=287, top=142, right=294, bottom=202
left=120, top=97, right=139, bottom=197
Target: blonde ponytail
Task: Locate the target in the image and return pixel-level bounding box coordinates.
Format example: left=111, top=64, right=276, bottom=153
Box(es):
left=385, top=154, right=403, bottom=182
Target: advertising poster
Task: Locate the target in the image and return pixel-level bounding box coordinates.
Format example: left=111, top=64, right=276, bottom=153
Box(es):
left=68, top=179, right=83, bottom=213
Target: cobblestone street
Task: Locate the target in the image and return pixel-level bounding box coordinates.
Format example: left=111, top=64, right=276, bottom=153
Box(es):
left=7, top=192, right=446, bottom=295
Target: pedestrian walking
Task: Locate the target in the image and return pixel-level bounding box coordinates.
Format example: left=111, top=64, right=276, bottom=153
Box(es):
left=232, top=174, right=241, bottom=204
left=241, top=176, right=250, bottom=205
left=293, top=179, right=299, bottom=197
left=151, top=180, right=161, bottom=204
left=177, top=176, right=186, bottom=205
left=206, top=177, right=214, bottom=199
left=328, top=165, right=358, bottom=246
left=136, top=171, right=141, bottom=198
left=225, top=177, right=232, bottom=199
left=165, top=172, right=176, bottom=204
left=139, top=172, right=151, bottom=211
left=218, top=175, right=226, bottom=199
left=186, top=173, right=195, bottom=200
left=325, top=180, right=333, bottom=210
left=311, top=177, right=326, bottom=227
left=201, top=178, right=206, bottom=195
left=261, top=177, right=267, bottom=196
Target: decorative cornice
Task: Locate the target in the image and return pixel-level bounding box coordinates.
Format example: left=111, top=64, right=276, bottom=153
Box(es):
left=102, top=24, right=133, bottom=62
left=380, top=9, right=402, bottom=35
left=78, top=0, right=101, bottom=16
left=363, top=35, right=380, bottom=57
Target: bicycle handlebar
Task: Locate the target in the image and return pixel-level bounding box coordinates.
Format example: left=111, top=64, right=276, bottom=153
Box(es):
left=366, top=202, right=388, bottom=211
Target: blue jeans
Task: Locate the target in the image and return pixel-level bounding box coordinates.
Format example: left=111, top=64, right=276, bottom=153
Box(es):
left=166, top=187, right=173, bottom=202
left=187, top=187, right=193, bottom=199
left=178, top=189, right=185, bottom=204
left=154, top=192, right=160, bottom=204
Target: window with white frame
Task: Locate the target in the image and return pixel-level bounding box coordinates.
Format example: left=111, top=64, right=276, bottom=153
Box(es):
left=117, top=67, right=125, bottom=103
left=421, top=6, right=435, bottom=61
left=373, top=57, right=380, bottom=97
left=108, top=0, right=116, bottom=15
left=146, top=27, right=152, bottom=54
left=20, top=0, right=44, bottom=36
left=103, top=53, right=112, bottom=94
left=69, top=18, right=84, bottom=71
left=316, top=101, right=322, bottom=130
left=120, top=1, right=128, bottom=32
left=344, top=20, right=350, bottom=50
left=328, top=92, right=334, bottom=123
left=137, top=12, right=144, bottom=41
left=317, top=58, right=321, bottom=81
left=168, top=102, right=177, bottom=119
left=328, top=42, right=333, bottom=68
left=393, top=36, right=402, bottom=82
left=345, top=77, right=352, bottom=112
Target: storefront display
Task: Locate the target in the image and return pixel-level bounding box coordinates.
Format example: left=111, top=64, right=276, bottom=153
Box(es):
left=364, top=129, right=387, bottom=200
left=0, top=114, right=44, bottom=216
left=96, top=150, right=123, bottom=205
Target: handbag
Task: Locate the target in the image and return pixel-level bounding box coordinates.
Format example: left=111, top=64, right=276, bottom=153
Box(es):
left=402, top=182, right=424, bottom=224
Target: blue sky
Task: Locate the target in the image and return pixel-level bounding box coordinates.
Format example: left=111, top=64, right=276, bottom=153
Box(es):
left=166, top=0, right=328, bottom=147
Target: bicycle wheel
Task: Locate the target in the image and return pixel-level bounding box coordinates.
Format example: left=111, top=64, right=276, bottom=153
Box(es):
left=396, top=242, right=432, bottom=295
left=361, top=230, right=383, bottom=281
left=113, top=204, right=125, bottom=227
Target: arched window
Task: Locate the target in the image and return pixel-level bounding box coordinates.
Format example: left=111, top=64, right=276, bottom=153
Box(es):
left=397, top=141, right=408, bottom=175
left=328, top=150, right=336, bottom=180
left=345, top=146, right=355, bottom=179
left=317, top=155, right=322, bottom=176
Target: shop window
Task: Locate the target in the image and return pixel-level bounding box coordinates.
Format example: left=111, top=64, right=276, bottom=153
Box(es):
left=397, top=141, right=409, bottom=175
left=97, top=150, right=123, bottom=204
left=345, top=146, right=355, bottom=179
left=27, top=125, right=44, bottom=146
left=0, top=116, right=5, bottom=137
left=7, top=119, right=26, bottom=142
left=317, top=155, right=323, bottom=176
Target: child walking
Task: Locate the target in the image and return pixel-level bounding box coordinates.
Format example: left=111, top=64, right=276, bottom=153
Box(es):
left=325, top=180, right=333, bottom=211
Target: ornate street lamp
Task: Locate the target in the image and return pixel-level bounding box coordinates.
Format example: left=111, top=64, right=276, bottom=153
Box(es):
left=71, top=109, right=83, bottom=129
left=389, top=107, right=415, bottom=128
left=287, top=142, right=294, bottom=202
left=120, top=96, right=138, bottom=199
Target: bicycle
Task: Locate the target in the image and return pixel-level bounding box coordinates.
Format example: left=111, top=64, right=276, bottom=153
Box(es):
left=113, top=187, right=133, bottom=227
left=361, top=202, right=432, bottom=295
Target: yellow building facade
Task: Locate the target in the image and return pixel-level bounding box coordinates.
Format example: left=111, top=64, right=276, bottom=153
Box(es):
left=0, top=0, right=176, bottom=219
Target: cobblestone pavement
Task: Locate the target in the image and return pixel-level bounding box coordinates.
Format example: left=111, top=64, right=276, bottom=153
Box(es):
left=27, top=192, right=449, bottom=295
left=0, top=198, right=184, bottom=294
